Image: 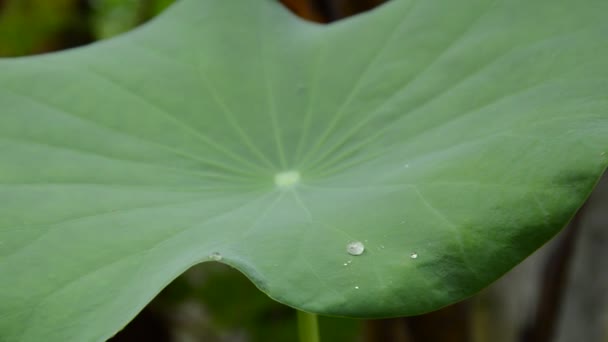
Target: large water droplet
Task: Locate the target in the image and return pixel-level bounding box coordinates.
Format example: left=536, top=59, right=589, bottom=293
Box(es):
left=410, top=252, right=418, bottom=259
left=347, top=241, right=365, bottom=256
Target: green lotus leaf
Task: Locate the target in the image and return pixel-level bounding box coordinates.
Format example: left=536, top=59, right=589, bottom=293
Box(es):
left=1, top=0, right=607, bottom=341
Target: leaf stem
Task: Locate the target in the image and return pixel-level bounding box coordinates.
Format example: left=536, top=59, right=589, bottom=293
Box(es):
left=297, top=310, right=320, bottom=342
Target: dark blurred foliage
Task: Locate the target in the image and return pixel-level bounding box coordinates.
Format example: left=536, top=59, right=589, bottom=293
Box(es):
left=282, top=0, right=386, bottom=22
left=109, top=262, right=362, bottom=342
left=0, top=0, right=385, bottom=57
left=0, top=0, right=173, bottom=57
left=0, top=0, right=91, bottom=56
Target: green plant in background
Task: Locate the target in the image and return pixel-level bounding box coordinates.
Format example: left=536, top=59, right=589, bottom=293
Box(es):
left=90, top=0, right=174, bottom=39
left=0, top=0, right=90, bottom=56
left=0, top=0, right=607, bottom=341
left=0, top=0, right=174, bottom=57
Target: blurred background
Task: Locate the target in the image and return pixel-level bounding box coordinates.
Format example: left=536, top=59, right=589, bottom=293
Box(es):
left=1, top=1, right=607, bottom=341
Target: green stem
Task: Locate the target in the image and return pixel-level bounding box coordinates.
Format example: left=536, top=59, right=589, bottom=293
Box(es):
left=297, top=310, right=320, bottom=342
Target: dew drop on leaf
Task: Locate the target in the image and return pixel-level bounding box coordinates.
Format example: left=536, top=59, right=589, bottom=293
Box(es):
left=209, top=252, right=223, bottom=261
left=410, top=252, right=418, bottom=259
left=346, top=241, right=365, bottom=256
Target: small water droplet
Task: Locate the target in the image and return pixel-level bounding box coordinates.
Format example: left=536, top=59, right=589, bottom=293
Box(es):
left=343, top=263, right=348, bottom=266
left=354, top=286, right=359, bottom=289
left=346, top=241, right=365, bottom=256
left=209, top=252, right=223, bottom=261
left=380, top=245, right=385, bottom=249
left=410, top=252, right=418, bottom=259
left=404, top=164, right=410, bottom=168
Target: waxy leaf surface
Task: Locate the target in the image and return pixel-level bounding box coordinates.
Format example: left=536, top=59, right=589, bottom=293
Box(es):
left=1, top=0, right=607, bottom=341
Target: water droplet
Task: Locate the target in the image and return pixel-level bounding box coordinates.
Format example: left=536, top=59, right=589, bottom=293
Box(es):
left=209, top=252, right=223, bottom=261
left=410, top=252, right=418, bottom=259
left=274, top=170, right=301, bottom=188
left=343, top=263, right=348, bottom=266
left=354, top=286, right=359, bottom=289
left=346, top=241, right=365, bottom=256
left=404, top=164, right=410, bottom=168
left=379, top=245, right=385, bottom=249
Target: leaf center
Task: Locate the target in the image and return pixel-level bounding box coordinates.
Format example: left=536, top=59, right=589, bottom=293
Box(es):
left=274, top=171, right=301, bottom=189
